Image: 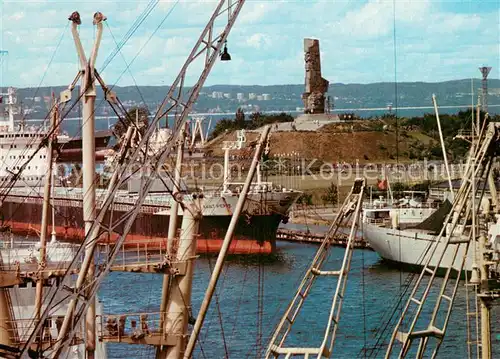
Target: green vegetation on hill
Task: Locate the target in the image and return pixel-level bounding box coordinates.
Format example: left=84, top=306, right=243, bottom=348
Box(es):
left=209, top=109, right=293, bottom=139
left=400, top=109, right=498, bottom=160
left=210, top=108, right=499, bottom=162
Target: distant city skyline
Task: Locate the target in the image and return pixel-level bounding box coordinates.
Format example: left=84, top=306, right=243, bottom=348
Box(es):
left=0, top=0, right=498, bottom=88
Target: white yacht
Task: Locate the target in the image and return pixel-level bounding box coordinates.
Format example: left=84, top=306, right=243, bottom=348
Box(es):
left=361, top=191, right=479, bottom=272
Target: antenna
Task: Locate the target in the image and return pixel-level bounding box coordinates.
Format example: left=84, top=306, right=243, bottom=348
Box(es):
left=479, top=66, right=492, bottom=112
left=0, top=50, right=8, bottom=90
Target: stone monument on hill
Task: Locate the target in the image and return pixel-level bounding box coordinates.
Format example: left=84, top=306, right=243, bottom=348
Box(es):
left=302, top=38, right=329, bottom=114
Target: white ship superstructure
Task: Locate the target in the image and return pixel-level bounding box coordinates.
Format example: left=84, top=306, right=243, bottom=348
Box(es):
left=0, top=88, right=69, bottom=187
left=363, top=192, right=439, bottom=229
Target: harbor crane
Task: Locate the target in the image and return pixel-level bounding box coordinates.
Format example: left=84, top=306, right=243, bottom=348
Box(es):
left=20, top=1, right=247, bottom=357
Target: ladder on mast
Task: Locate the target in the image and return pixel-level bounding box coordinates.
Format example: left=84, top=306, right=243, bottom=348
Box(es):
left=385, top=122, right=500, bottom=358
left=465, top=267, right=481, bottom=359
left=265, top=178, right=365, bottom=359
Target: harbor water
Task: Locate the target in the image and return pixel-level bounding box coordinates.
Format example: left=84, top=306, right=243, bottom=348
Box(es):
left=100, top=240, right=500, bottom=358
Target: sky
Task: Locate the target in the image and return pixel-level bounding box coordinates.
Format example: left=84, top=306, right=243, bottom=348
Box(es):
left=0, top=0, right=499, bottom=88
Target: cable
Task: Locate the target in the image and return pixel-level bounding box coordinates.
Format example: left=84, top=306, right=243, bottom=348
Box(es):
left=105, top=24, right=148, bottom=108
left=106, top=0, right=180, bottom=94
left=2, top=0, right=178, bottom=214
left=391, top=0, right=406, bottom=342
left=201, top=253, right=230, bottom=359
left=256, top=257, right=265, bottom=358
left=361, top=217, right=367, bottom=359
left=99, top=0, right=159, bottom=72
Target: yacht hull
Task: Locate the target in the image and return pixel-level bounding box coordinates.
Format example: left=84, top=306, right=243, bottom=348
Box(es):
left=363, top=223, right=476, bottom=273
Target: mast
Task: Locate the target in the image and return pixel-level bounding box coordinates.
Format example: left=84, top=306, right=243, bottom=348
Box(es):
left=265, top=178, right=365, bottom=359
left=157, top=126, right=185, bottom=359
left=34, top=95, right=57, bottom=321
left=184, top=125, right=271, bottom=358
left=163, top=202, right=201, bottom=359
left=0, top=73, right=14, bottom=350
left=432, top=94, right=453, bottom=193
left=384, top=112, right=500, bottom=357
left=50, top=161, right=57, bottom=243
left=59, top=11, right=104, bottom=358
left=6, top=88, right=15, bottom=132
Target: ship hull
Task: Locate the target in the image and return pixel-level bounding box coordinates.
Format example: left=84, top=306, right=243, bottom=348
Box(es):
left=363, top=223, right=475, bottom=273
left=0, top=189, right=299, bottom=255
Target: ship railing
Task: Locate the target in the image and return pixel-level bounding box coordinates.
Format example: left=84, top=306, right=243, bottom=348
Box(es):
left=0, top=258, right=77, bottom=273
left=226, top=181, right=273, bottom=188
left=4, top=187, right=173, bottom=207
left=8, top=316, right=84, bottom=347
left=97, top=311, right=183, bottom=346
left=363, top=202, right=440, bottom=210
left=0, top=239, right=79, bottom=250
left=97, top=240, right=178, bottom=274
left=363, top=218, right=392, bottom=225
left=221, top=181, right=283, bottom=195
left=455, top=129, right=473, bottom=139
left=0, top=240, right=80, bottom=271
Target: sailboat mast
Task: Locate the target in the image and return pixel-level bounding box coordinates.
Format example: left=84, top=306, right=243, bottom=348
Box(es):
left=34, top=95, right=57, bottom=321
left=432, top=94, right=453, bottom=192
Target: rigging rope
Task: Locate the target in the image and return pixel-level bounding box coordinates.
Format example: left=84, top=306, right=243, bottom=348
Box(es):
left=106, top=0, right=180, bottom=93
left=105, top=24, right=148, bottom=108
left=391, top=0, right=406, bottom=348
left=99, top=0, right=159, bottom=72
left=361, top=217, right=367, bottom=359
left=256, top=257, right=265, bottom=358
left=203, top=254, right=230, bottom=358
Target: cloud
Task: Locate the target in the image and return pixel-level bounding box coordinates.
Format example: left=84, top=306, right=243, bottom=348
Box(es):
left=7, top=12, right=25, bottom=21
left=0, top=0, right=498, bottom=87
left=244, top=33, right=271, bottom=49
left=238, top=1, right=281, bottom=25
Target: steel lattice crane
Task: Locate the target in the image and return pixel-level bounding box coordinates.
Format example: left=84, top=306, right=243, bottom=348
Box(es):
left=265, top=178, right=366, bottom=359
left=19, top=1, right=246, bottom=357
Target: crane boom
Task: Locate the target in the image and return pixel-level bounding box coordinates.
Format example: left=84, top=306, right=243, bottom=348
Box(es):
left=20, top=1, right=246, bottom=356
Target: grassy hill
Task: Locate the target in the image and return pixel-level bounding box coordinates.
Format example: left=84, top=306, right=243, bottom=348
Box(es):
left=205, top=119, right=437, bottom=164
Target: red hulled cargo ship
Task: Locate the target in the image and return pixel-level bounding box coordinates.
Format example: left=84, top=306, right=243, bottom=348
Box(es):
left=0, top=185, right=300, bottom=255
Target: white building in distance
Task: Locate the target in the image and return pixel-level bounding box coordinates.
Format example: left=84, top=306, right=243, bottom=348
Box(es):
left=248, top=93, right=257, bottom=100
left=211, top=91, right=224, bottom=99
left=237, top=93, right=245, bottom=101
left=262, top=93, right=271, bottom=101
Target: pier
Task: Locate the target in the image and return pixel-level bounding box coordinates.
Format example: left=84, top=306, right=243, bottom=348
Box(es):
left=276, top=227, right=370, bottom=249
